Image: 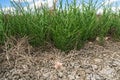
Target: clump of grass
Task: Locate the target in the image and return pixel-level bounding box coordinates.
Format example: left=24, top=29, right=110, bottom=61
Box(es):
left=0, top=11, right=5, bottom=44
left=95, top=8, right=113, bottom=44
left=50, top=0, right=98, bottom=51
left=3, top=8, right=49, bottom=46
left=1, top=0, right=120, bottom=51
left=109, top=12, right=120, bottom=39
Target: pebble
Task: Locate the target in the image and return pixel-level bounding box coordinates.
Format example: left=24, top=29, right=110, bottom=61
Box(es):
left=93, top=58, right=103, bottom=64
left=68, top=75, right=75, bottom=80
left=57, top=72, right=63, bottom=78
left=43, top=72, right=50, bottom=78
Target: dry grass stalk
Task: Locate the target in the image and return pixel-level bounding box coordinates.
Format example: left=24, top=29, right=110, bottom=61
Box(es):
left=2, top=36, right=33, bottom=65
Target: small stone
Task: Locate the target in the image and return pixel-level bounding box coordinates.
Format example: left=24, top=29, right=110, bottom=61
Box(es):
left=94, top=58, right=103, bottom=64
left=75, top=75, right=80, bottom=79
left=71, top=63, right=75, bottom=67
left=68, top=75, right=75, bottom=80
left=22, top=65, right=28, bottom=72
left=92, top=65, right=98, bottom=70
left=76, top=70, right=86, bottom=80
left=109, top=60, right=120, bottom=67
left=74, top=63, right=80, bottom=68
left=89, top=42, right=93, bottom=44
left=112, top=53, right=120, bottom=61
left=43, top=73, right=50, bottom=78
left=104, top=36, right=110, bottom=41
left=57, top=72, right=63, bottom=78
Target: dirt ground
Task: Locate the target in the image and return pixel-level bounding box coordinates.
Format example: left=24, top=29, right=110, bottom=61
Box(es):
left=0, top=37, right=120, bottom=80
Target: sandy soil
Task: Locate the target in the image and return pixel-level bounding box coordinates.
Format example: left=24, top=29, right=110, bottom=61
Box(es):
left=0, top=37, right=120, bottom=80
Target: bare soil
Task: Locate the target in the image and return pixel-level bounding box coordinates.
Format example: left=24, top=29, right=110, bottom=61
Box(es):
left=0, top=37, right=120, bottom=80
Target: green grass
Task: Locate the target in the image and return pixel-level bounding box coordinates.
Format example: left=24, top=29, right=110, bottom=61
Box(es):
left=0, top=11, right=5, bottom=44
left=1, top=0, right=120, bottom=51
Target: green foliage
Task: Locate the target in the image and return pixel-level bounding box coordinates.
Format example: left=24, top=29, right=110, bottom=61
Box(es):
left=0, top=11, right=5, bottom=44
left=1, top=0, right=120, bottom=51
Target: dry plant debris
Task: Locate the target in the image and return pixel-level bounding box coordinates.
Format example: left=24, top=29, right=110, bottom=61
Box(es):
left=0, top=37, right=120, bottom=80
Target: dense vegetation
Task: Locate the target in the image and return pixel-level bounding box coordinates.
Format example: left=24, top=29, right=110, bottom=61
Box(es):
left=1, top=0, right=120, bottom=51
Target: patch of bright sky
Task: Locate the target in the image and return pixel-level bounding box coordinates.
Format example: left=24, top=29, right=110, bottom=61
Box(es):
left=0, top=0, right=118, bottom=8
left=0, top=0, right=120, bottom=14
